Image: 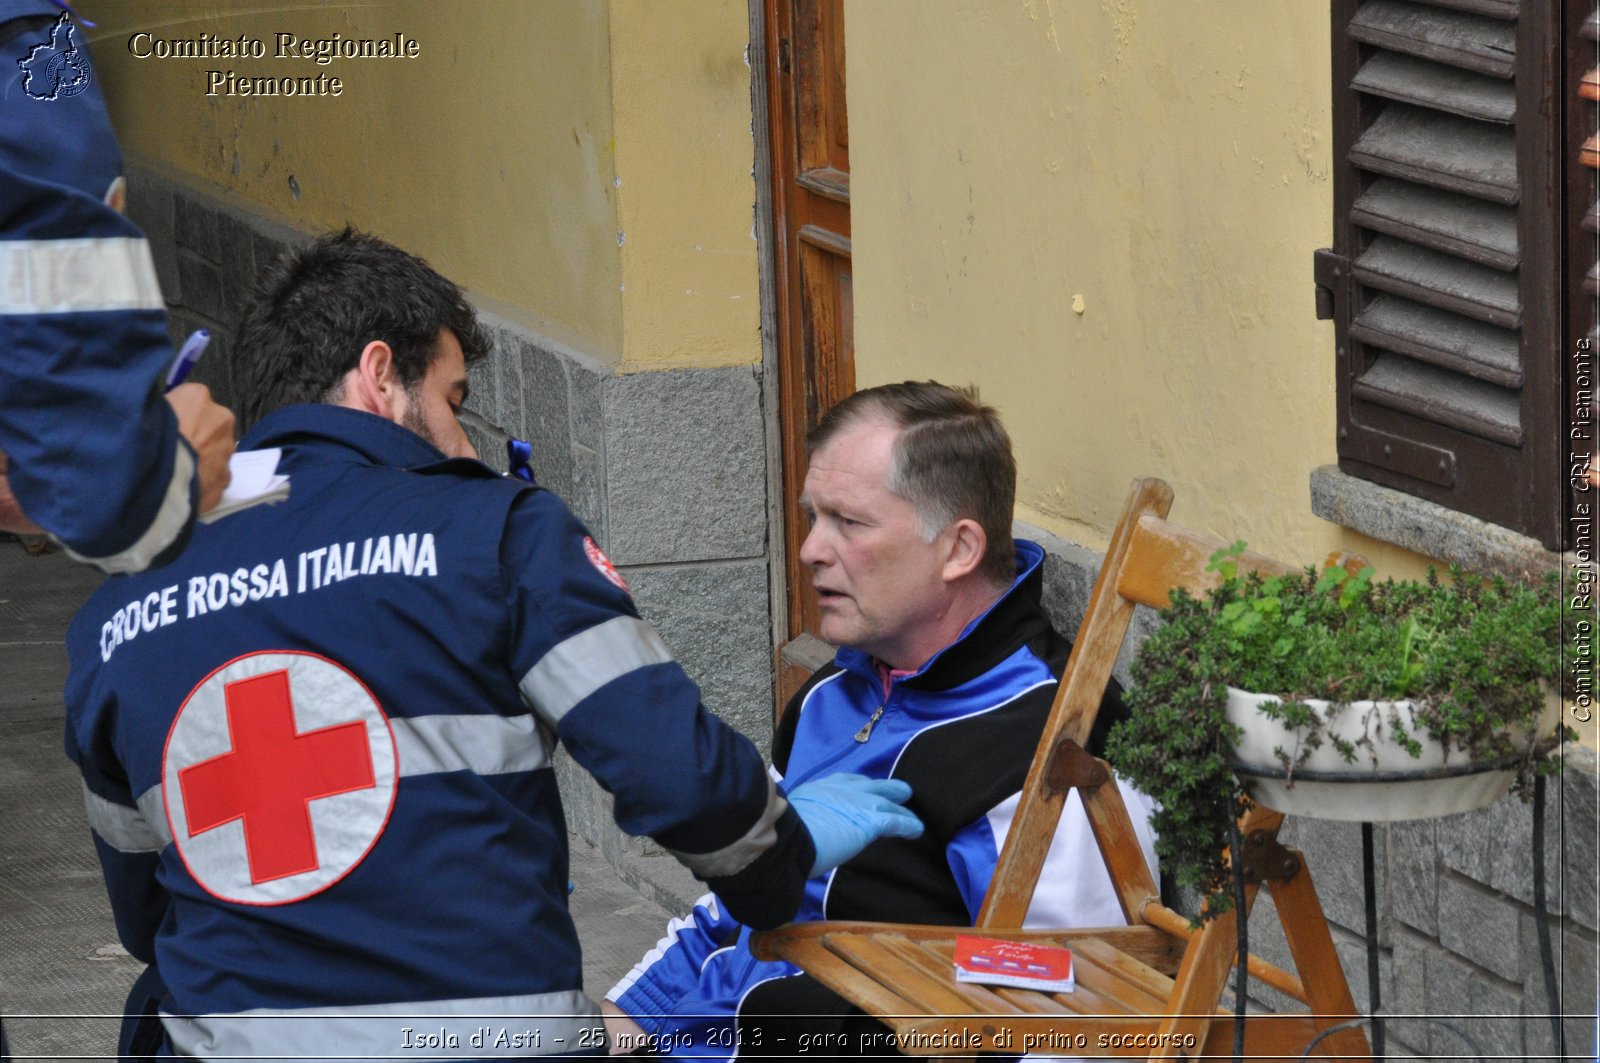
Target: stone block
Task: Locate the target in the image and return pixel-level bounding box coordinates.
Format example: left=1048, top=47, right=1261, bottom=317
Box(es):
left=568, top=357, right=604, bottom=454
left=603, top=367, right=765, bottom=566
left=515, top=338, right=575, bottom=504
left=175, top=250, right=225, bottom=321
left=1438, top=756, right=1599, bottom=931
left=1424, top=947, right=1524, bottom=1060
left=568, top=444, right=605, bottom=543
left=1328, top=925, right=1377, bottom=1016
left=1027, top=523, right=1098, bottom=641
left=460, top=420, right=504, bottom=476
left=124, top=174, right=179, bottom=301
left=1521, top=914, right=1598, bottom=1058
left=251, top=230, right=291, bottom=278
left=464, top=335, right=504, bottom=432
left=624, top=559, right=773, bottom=752
left=1386, top=927, right=1430, bottom=1051
left=1437, top=873, right=1522, bottom=981
left=1389, top=819, right=1438, bottom=936
left=214, top=211, right=257, bottom=319
left=173, top=194, right=220, bottom=261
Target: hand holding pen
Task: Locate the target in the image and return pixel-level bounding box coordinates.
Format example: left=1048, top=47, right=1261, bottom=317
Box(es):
left=163, top=329, right=235, bottom=513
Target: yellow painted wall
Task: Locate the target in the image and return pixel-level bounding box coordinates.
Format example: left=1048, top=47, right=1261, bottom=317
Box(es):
left=82, top=0, right=761, bottom=371
left=845, top=1, right=1432, bottom=578
left=609, top=0, right=763, bottom=368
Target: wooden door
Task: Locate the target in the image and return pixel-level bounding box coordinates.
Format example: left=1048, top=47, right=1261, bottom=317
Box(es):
left=765, top=0, right=853, bottom=709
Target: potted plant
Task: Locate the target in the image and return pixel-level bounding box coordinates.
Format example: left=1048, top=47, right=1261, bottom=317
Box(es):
left=1105, top=542, right=1573, bottom=906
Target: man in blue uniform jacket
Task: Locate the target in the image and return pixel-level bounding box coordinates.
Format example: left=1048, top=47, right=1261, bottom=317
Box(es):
left=602, top=382, right=1159, bottom=1057
left=0, top=1, right=236, bottom=571
left=63, top=229, right=921, bottom=1060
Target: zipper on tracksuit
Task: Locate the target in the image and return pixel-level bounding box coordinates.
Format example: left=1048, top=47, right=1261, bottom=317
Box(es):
left=784, top=684, right=896, bottom=789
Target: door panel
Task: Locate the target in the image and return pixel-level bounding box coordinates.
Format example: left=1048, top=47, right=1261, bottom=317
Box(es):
left=765, top=0, right=853, bottom=711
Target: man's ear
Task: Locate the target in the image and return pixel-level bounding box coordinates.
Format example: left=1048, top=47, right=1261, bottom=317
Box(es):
left=941, top=518, right=987, bottom=583
left=336, top=341, right=405, bottom=421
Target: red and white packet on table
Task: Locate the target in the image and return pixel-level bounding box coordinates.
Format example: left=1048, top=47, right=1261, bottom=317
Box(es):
left=952, top=934, right=1075, bottom=992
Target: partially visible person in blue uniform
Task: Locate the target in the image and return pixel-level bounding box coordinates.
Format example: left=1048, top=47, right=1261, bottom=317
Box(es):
left=0, top=0, right=234, bottom=572
left=603, top=382, right=1160, bottom=1058
left=62, top=229, right=922, bottom=1060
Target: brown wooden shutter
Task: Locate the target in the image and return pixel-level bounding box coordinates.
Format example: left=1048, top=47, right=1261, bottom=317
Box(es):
left=1319, top=0, right=1566, bottom=548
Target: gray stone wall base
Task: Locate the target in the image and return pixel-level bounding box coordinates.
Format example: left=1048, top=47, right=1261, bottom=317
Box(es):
left=1310, top=464, right=1568, bottom=582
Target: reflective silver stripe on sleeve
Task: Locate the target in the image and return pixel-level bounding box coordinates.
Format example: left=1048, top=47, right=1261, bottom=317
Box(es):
left=135, top=785, right=173, bottom=848
left=163, top=989, right=599, bottom=1057
left=64, top=441, right=195, bottom=575
left=82, top=782, right=163, bottom=853
left=664, top=776, right=787, bottom=880
left=391, top=713, right=556, bottom=777
left=0, top=237, right=164, bottom=314
left=518, top=616, right=674, bottom=726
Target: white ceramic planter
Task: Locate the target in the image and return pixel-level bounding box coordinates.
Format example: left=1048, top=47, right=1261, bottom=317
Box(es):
left=1226, top=686, right=1562, bottom=823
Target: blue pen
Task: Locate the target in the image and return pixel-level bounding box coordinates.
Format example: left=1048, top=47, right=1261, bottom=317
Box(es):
left=165, top=330, right=210, bottom=391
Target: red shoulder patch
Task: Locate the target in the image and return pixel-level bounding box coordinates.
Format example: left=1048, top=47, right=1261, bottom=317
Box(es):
left=583, top=536, right=629, bottom=593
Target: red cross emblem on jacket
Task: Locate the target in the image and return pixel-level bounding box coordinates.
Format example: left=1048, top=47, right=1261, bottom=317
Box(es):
left=163, top=651, right=398, bottom=906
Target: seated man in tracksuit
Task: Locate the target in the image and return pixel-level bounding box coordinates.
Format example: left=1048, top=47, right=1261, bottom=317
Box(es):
left=603, top=382, right=1160, bottom=1057
left=63, top=229, right=922, bottom=1060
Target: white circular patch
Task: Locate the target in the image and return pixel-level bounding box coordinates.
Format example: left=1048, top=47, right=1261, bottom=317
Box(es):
left=163, top=651, right=397, bottom=906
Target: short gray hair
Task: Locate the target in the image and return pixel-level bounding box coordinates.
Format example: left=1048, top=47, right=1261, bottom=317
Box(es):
left=806, top=381, right=1016, bottom=587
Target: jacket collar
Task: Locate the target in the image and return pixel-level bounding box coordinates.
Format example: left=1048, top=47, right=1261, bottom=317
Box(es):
left=834, top=539, right=1052, bottom=692
left=240, top=404, right=448, bottom=471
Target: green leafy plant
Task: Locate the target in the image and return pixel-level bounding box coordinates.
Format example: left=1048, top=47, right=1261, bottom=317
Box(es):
left=1106, top=543, right=1573, bottom=912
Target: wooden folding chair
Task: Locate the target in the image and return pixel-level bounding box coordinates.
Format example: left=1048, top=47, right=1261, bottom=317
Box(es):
left=752, top=478, right=1373, bottom=1060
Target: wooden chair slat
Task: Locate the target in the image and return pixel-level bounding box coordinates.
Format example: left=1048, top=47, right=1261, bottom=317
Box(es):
left=1071, top=951, right=1172, bottom=1015
left=1070, top=936, right=1177, bottom=1005
left=1083, top=776, right=1162, bottom=924
left=825, top=934, right=979, bottom=1017
left=1268, top=864, right=1371, bottom=1058
left=873, top=935, right=1028, bottom=1015
left=780, top=937, right=927, bottom=1020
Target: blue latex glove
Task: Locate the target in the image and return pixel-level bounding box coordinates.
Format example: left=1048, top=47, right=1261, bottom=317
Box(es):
left=788, top=773, right=924, bottom=877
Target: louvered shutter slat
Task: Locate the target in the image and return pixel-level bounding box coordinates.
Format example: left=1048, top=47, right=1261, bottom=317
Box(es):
left=1351, top=178, right=1517, bottom=269
left=1352, top=294, right=1521, bottom=387
left=1421, top=0, right=1517, bottom=19
left=1350, top=104, right=1518, bottom=203
left=1352, top=50, right=1515, bottom=122
left=1352, top=355, right=1521, bottom=446
left=1349, top=0, right=1515, bottom=78
left=1354, top=236, right=1519, bottom=328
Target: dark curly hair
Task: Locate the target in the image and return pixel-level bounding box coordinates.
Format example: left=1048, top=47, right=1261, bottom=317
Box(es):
left=232, top=227, right=489, bottom=429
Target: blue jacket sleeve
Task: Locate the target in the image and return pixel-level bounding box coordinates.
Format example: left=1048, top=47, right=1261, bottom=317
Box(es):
left=0, top=20, right=199, bottom=572
left=606, top=893, right=744, bottom=1033
left=500, top=489, right=814, bottom=929
left=62, top=689, right=169, bottom=964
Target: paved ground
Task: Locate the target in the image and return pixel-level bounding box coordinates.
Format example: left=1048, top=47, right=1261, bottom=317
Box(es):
left=0, top=539, right=673, bottom=1061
